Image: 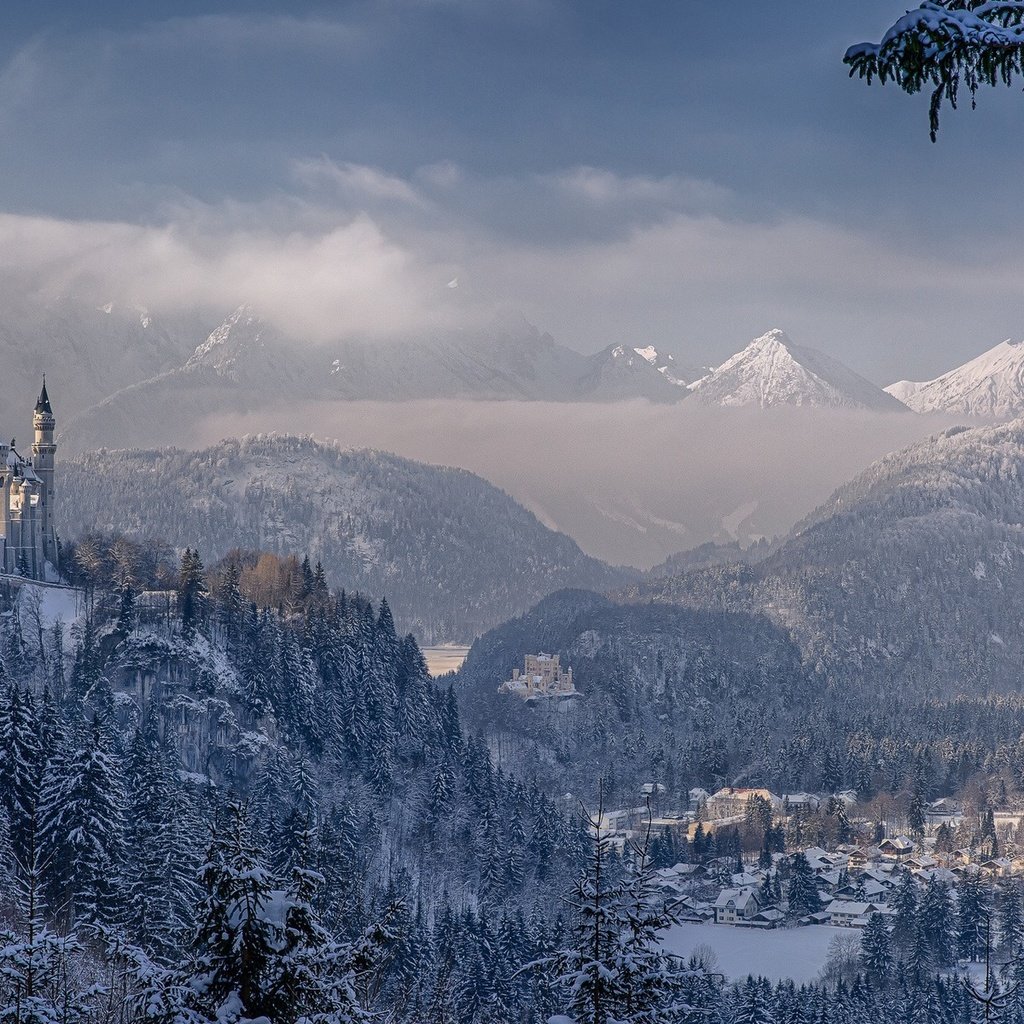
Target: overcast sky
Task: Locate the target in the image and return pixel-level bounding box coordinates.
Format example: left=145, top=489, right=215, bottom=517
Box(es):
left=2, top=1, right=1023, bottom=384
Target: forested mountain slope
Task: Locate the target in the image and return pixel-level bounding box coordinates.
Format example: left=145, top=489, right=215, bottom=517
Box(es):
left=57, top=435, right=630, bottom=641
left=630, top=420, right=1024, bottom=693
left=456, top=588, right=813, bottom=804
left=0, top=550, right=582, bottom=1023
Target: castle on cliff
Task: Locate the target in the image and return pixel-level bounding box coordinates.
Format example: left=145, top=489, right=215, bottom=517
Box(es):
left=0, top=381, right=59, bottom=581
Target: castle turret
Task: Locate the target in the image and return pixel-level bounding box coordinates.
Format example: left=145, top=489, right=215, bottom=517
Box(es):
left=31, top=378, right=58, bottom=574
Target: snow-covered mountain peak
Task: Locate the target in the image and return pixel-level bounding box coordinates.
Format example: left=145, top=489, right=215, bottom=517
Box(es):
left=186, top=306, right=266, bottom=372
left=691, top=329, right=907, bottom=411
left=885, top=337, right=1024, bottom=418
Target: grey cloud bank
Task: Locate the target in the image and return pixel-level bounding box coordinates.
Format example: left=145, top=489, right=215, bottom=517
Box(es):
left=1, top=163, right=1022, bottom=388
left=1, top=3, right=1024, bottom=385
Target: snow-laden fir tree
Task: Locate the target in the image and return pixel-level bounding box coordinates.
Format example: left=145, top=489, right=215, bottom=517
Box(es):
left=536, top=793, right=703, bottom=1024
left=38, top=721, right=125, bottom=928
left=164, top=801, right=398, bottom=1024
left=785, top=852, right=822, bottom=920
left=860, top=912, right=894, bottom=987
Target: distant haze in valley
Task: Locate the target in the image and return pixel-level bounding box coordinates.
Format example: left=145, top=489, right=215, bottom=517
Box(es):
left=183, top=400, right=958, bottom=568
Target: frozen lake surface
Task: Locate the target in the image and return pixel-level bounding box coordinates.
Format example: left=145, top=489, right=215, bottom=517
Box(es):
left=662, top=923, right=850, bottom=984
left=422, top=645, right=471, bottom=677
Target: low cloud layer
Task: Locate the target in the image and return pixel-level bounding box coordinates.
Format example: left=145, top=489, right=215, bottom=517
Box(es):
left=189, top=400, right=958, bottom=568
left=0, top=159, right=1023, bottom=385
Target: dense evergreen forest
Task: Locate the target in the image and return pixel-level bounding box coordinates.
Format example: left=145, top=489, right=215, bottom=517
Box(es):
left=4, top=535, right=1024, bottom=1022
left=0, top=535, right=590, bottom=1022
left=460, top=585, right=1024, bottom=829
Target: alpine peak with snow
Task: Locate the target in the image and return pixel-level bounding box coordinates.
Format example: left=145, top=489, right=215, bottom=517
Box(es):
left=885, top=337, right=1024, bottom=417
left=689, top=328, right=907, bottom=410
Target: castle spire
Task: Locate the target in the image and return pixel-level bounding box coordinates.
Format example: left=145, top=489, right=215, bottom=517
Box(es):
left=35, top=376, right=52, bottom=416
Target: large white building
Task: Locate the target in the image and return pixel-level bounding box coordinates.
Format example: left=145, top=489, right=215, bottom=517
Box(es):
left=1, top=382, right=59, bottom=581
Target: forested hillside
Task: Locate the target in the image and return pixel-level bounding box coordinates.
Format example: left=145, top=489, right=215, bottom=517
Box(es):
left=457, top=423, right=1024, bottom=813
left=457, top=589, right=812, bottom=805
left=629, top=420, right=1024, bottom=695
left=0, top=545, right=585, bottom=1023
left=57, top=435, right=629, bottom=641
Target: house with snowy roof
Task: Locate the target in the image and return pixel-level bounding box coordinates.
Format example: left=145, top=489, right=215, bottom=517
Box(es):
left=713, top=887, right=762, bottom=924
left=746, top=908, right=785, bottom=929
left=1, top=383, right=59, bottom=581
left=878, top=836, right=916, bottom=861
left=705, top=788, right=782, bottom=821
left=825, top=900, right=893, bottom=928
left=981, top=857, right=1013, bottom=878
left=783, top=793, right=821, bottom=813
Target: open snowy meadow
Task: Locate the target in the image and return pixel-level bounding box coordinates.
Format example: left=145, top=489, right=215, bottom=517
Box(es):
left=662, top=924, right=850, bottom=984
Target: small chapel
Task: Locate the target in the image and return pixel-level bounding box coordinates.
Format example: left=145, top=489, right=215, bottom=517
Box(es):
left=0, top=381, right=59, bottom=581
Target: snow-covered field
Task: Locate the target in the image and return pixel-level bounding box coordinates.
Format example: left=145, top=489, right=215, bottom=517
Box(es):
left=661, top=923, right=850, bottom=984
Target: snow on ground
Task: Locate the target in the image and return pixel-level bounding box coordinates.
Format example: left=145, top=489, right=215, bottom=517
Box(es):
left=661, top=923, right=851, bottom=984
left=6, top=578, right=84, bottom=626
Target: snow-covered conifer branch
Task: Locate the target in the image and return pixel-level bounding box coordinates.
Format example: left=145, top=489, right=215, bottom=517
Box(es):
left=845, top=1, right=1024, bottom=139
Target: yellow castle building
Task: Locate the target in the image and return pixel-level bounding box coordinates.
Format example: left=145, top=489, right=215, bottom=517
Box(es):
left=498, top=653, right=579, bottom=700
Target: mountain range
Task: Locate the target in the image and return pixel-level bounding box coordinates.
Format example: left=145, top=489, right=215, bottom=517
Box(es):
left=58, top=314, right=914, bottom=451
left=627, top=418, right=1024, bottom=694
left=7, top=295, right=1024, bottom=457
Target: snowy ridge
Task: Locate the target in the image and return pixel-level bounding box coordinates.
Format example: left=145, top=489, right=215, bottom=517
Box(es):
left=690, top=329, right=907, bottom=411
left=884, top=338, right=1024, bottom=418
left=59, top=434, right=630, bottom=641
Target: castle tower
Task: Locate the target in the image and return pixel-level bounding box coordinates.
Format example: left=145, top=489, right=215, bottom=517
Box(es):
left=0, top=439, right=10, bottom=575
left=31, top=378, right=58, bottom=574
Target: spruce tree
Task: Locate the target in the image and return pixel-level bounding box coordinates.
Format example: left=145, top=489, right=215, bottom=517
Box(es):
left=998, top=879, right=1024, bottom=960
left=537, top=796, right=702, bottom=1024
left=860, top=912, right=894, bottom=986
left=785, top=853, right=822, bottom=919
left=957, top=875, right=989, bottom=962
left=39, top=722, right=125, bottom=927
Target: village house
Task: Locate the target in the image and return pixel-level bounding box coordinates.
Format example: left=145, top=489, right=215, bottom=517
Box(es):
left=747, top=908, right=785, bottom=929
left=689, top=788, right=711, bottom=811
left=783, top=793, right=821, bottom=814
left=925, top=798, right=964, bottom=826
left=878, top=836, right=916, bottom=861
left=713, top=887, right=762, bottom=925
left=705, top=787, right=782, bottom=821
left=825, top=900, right=892, bottom=928
left=981, top=857, right=1013, bottom=878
